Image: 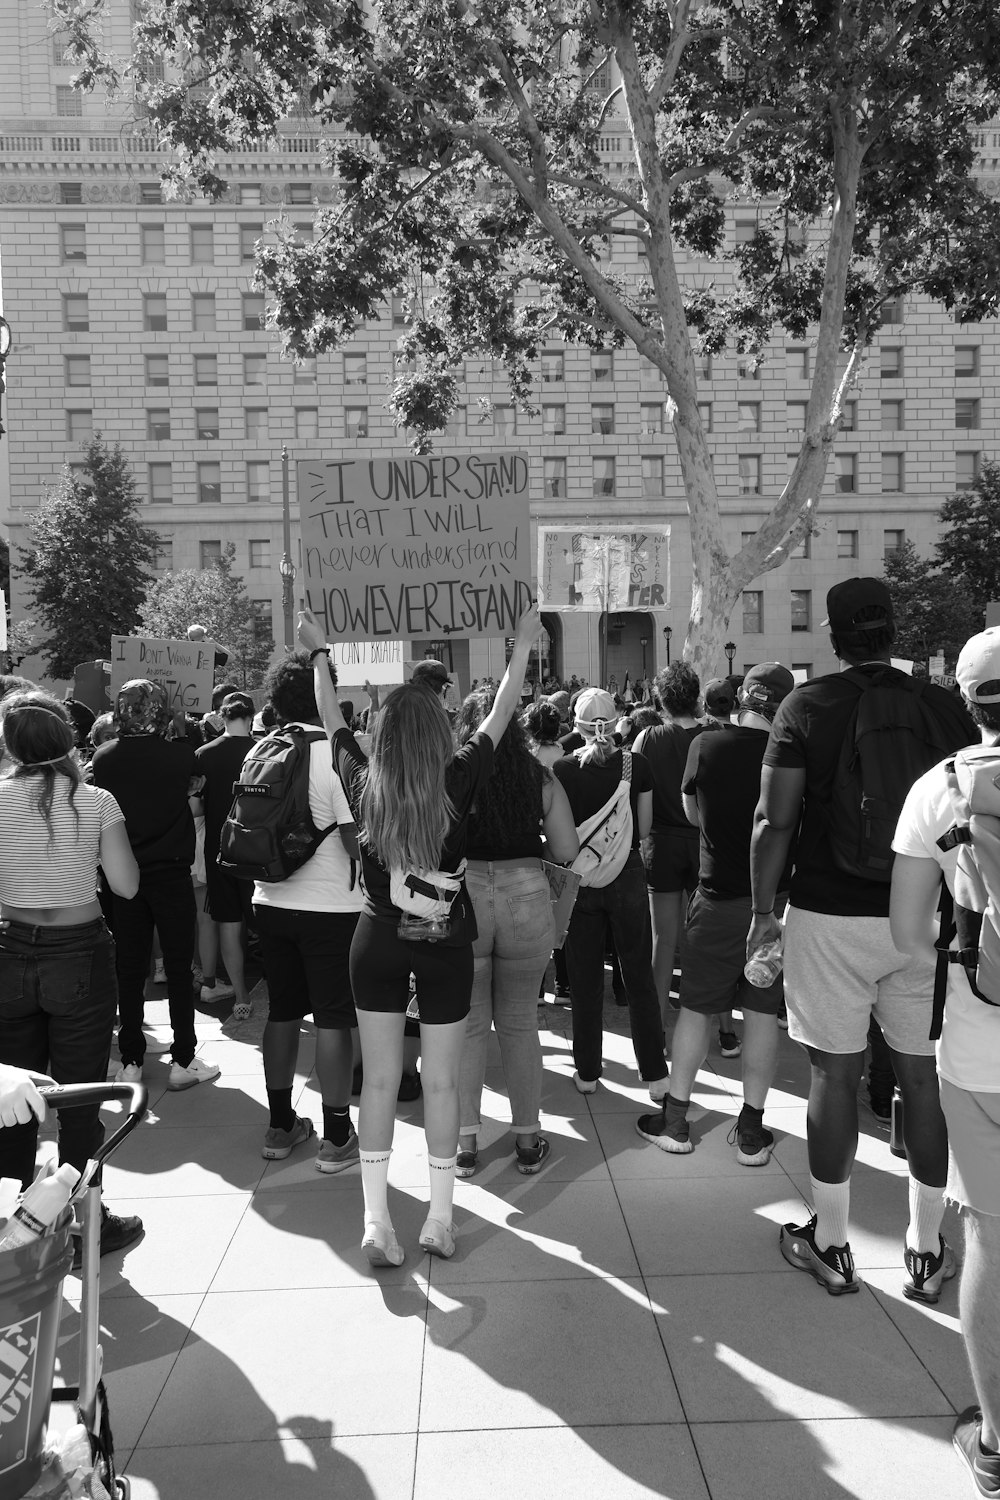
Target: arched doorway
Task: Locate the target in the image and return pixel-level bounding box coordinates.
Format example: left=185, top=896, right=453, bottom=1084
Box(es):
left=602, top=611, right=656, bottom=690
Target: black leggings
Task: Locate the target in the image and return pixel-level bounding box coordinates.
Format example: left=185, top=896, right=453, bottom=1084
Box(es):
left=349, top=913, right=474, bottom=1024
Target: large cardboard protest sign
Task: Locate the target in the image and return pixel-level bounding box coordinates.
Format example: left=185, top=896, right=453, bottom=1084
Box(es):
left=328, top=638, right=405, bottom=686
left=111, top=635, right=216, bottom=713
left=298, top=452, right=533, bottom=639
left=537, top=528, right=671, bottom=612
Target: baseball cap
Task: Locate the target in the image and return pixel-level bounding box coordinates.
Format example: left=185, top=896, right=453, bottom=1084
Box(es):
left=411, top=659, right=450, bottom=691
left=573, top=687, right=617, bottom=732
left=738, top=662, right=795, bottom=713
left=703, top=678, right=736, bottom=715
left=956, top=627, right=1000, bottom=704
left=115, top=679, right=169, bottom=736
left=220, top=692, right=255, bottom=718
left=821, top=577, right=894, bottom=632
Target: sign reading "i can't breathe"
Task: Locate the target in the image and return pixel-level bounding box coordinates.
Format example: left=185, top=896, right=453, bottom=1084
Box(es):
left=298, top=452, right=533, bottom=639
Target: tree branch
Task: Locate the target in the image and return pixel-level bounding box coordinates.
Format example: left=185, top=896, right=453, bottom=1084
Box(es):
left=647, top=0, right=694, bottom=112
left=547, top=171, right=650, bottom=218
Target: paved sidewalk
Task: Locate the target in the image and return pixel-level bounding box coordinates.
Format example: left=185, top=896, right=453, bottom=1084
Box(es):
left=53, top=981, right=973, bottom=1500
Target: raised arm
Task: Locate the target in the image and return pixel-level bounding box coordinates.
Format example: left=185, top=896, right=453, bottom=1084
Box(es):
left=479, top=601, right=541, bottom=749
left=297, top=609, right=348, bottom=739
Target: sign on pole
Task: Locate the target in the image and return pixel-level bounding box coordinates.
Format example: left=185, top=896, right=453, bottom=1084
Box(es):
left=327, top=638, right=405, bottom=686
left=537, top=528, right=671, bottom=611
left=110, top=636, right=216, bottom=712
left=298, top=452, right=533, bottom=639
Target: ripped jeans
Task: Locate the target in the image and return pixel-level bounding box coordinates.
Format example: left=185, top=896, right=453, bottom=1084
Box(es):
left=0, top=919, right=117, bottom=1186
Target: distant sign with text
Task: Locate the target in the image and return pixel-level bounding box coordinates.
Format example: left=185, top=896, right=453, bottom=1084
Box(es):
left=538, top=528, right=671, bottom=612
left=110, top=635, right=215, bottom=712
left=298, top=452, right=533, bottom=639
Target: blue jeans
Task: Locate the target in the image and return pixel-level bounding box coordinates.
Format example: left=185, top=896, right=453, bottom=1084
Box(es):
left=460, top=860, right=554, bottom=1136
left=113, top=867, right=197, bottom=1066
left=0, top=918, right=117, bottom=1186
left=564, top=850, right=668, bottom=1084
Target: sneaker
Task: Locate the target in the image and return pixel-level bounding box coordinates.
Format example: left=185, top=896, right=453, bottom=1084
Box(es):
left=114, top=1062, right=143, bottom=1085
left=167, top=1056, right=221, bottom=1091
left=261, top=1116, right=316, bottom=1160
left=573, top=1071, right=597, bottom=1095
left=456, top=1148, right=479, bottom=1178
left=397, top=1070, right=422, bottom=1102
left=73, top=1206, right=144, bottom=1270
left=644, top=1073, right=670, bottom=1104
left=904, top=1235, right=958, bottom=1305
left=727, top=1116, right=775, bottom=1167
left=315, top=1129, right=360, bottom=1174
left=552, top=983, right=572, bottom=1007
left=719, top=1030, right=742, bottom=1058
left=152, top=962, right=166, bottom=984
left=776, top=1005, right=789, bottom=1030
left=362, top=1220, right=404, bottom=1268
left=780, top=1214, right=859, bottom=1295
left=232, top=999, right=253, bottom=1022
left=200, top=980, right=235, bottom=1003
left=953, top=1407, right=1000, bottom=1498
left=635, top=1105, right=693, bottom=1154
left=419, top=1216, right=456, bottom=1259
left=515, top=1136, right=551, bottom=1175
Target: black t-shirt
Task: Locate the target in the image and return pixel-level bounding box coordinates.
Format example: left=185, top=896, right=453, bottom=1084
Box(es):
left=553, top=748, right=652, bottom=850
left=682, top=726, right=792, bottom=900
left=634, top=722, right=706, bottom=835
left=195, top=733, right=254, bottom=859
left=91, top=734, right=197, bottom=872
left=763, top=665, right=976, bottom=917
left=332, top=726, right=494, bottom=943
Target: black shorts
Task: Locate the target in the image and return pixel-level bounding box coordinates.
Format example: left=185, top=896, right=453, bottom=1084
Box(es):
left=349, top=912, right=473, bottom=1025
left=642, top=828, right=700, bottom=894
left=679, top=888, right=783, bottom=1016
left=253, top=905, right=359, bottom=1029
left=206, top=864, right=255, bottom=925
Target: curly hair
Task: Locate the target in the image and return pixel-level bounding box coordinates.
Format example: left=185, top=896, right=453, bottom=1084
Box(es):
left=523, top=701, right=561, bottom=745
left=621, top=705, right=661, bottom=745
left=264, top=650, right=338, bottom=724
left=456, top=689, right=545, bottom=851
left=653, top=661, right=700, bottom=717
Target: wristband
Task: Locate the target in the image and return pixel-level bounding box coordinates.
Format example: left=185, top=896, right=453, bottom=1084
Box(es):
left=752, top=908, right=774, bottom=916
left=307, top=647, right=329, bottom=663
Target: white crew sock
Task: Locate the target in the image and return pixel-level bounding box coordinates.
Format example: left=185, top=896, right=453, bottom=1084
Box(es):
left=427, top=1152, right=457, bottom=1226
left=906, top=1176, right=946, bottom=1254
left=810, top=1174, right=851, bottom=1252
left=360, top=1149, right=392, bottom=1227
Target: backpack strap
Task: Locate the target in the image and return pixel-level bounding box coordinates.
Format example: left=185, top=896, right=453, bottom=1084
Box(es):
left=931, top=880, right=955, bottom=1043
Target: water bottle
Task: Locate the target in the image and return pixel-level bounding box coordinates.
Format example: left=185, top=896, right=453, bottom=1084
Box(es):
left=744, top=938, right=783, bottom=989
left=0, top=1162, right=77, bottom=1251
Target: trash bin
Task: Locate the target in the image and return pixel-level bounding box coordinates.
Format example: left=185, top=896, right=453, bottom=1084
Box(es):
left=0, top=1213, right=74, bottom=1500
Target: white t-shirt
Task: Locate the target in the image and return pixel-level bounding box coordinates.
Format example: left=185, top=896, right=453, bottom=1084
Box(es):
left=893, top=755, right=1000, bottom=1092
left=253, top=728, right=362, bottom=913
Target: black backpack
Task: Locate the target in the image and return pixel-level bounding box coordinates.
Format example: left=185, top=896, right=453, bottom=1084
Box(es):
left=218, top=725, right=336, bottom=883
left=827, top=667, right=972, bottom=884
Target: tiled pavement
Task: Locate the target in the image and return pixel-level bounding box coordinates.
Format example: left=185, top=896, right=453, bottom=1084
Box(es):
left=49, top=980, right=975, bottom=1500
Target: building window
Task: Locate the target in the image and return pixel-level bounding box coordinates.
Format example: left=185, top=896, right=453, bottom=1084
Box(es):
left=956, top=451, right=981, bottom=490
left=840, top=401, right=857, bottom=431
left=789, top=533, right=810, bottom=560
left=737, top=356, right=760, bottom=380
left=246, top=461, right=270, bottom=503
left=390, top=293, right=409, bottom=327
left=835, top=453, right=857, bottom=492
left=340, top=407, right=365, bottom=438
left=879, top=296, right=904, bottom=325
left=955, top=345, right=980, bottom=378
left=787, top=401, right=808, bottom=437
left=881, top=452, right=904, bottom=493
left=60, top=225, right=86, bottom=262
left=541, top=351, right=564, bottom=384
left=238, top=184, right=263, bottom=205
left=200, top=539, right=222, bottom=568
left=544, top=458, right=567, bottom=498
left=241, top=293, right=265, bottom=331
left=148, top=463, right=172, bottom=503
left=56, top=85, right=83, bottom=116
left=344, top=353, right=367, bottom=387
left=880, top=345, right=903, bottom=379
left=146, top=408, right=171, bottom=441
left=738, top=402, right=761, bottom=434
left=52, top=31, right=74, bottom=63
left=63, top=294, right=89, bottom=332
left=696, top=352, right=713, bottom=380
left=249, top=539, right=271, bottom=569
left=591, top=404, right=615, bottom=435
left=240, top=224, right=263, bottom=262
left=152, top=535, right=173, bottom=570
left=192, top=293, right=216, bottom=332
left=196, top=408, right=220, bottom=441
left=881, top=399, right=904, bottom=432
left=884, top=528, right=905, bottom=559
left=738, top=454, right=761, bottom=494
left=140, top=224, right=165, bottom=264
left=593, top=457, right=616, bottom=496
left=735, top=214, right=758, bottom=245
left=495, top=405, right=516, bottom=437
left=956, top=397, right=980, bottom=429
left=145, top=355, right=169, bottom=387
left=245, top=407, right=268, bottom=439
left=66, top=409, right=93, bottom=442
left=293, top=358, right=317, bottom=386
left=743, top=590, right=763, bottom=634
left=641, top=357, right=665, bottom=387
left=790, top=589, right=811, bottom=631
left=641, top=456, right=664, bottom=496
left=591, top=349, right=614, bottom=382
left=542, top=404, right=566, bottom=436
left=251, top=599, right=274, bottom=642
left=791, top=663, right=812, bottom=679
left=139, top=182, right=162, bottom=204
left=837, top=529, right=859, bottom=559
left=197, top=464, right=222, bottom=503
left=786, top=347, right=809, bottom=380
left=190, top=224, right=214, bottom=264
left=194, top=355, right=218, bottom=387
left=65, top=355, right=91, bottom=388
left=645, top=402, right=668, bottom=434
left=466, top=406, right=495, bottom=438
left=244, top=354, right=267, bottom=387
left=143, top=294, right=168, bottom=332
left=286, top=183, right=313, bottom=204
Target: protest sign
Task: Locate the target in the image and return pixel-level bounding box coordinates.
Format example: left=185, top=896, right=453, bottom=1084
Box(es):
left=111, top=635, right=215, bottom=712
left=538, top=528, right=671, bottom=611
left=298, top=452, right=533, bottom=639
left=328, top=638, right=405, bottom=687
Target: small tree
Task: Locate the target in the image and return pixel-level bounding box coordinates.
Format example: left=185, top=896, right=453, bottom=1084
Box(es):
left=882, top=541, right=978, bottom=670
left=936, top=459, right=1000, bottom=616
left=19, top=434, right=158, bottom=679
left=139, top=544, right=274, bottom=689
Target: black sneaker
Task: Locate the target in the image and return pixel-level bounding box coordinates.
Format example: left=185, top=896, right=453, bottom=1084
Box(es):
left=73, top=1206, right=145, bottom=1269
left=727, top=1116, right=775, bottom=1167
left=953, top=1407, right=1000, bottom=1497
left=718, top=1031, right=742, bottom=1058
left=868, top=1093, right=893, bottom=1121
left=635, top=1105, right=693, bottom=1154
left=903, top=1235, right=957, bottom=1305
left=779, top=1213, right=859, bottom=1295
left=397, top=1070, right=422, bottom=1103
left=515, top=1136, right=551, bottom=1175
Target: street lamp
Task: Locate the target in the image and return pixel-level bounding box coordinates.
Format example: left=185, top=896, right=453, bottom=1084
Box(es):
left=0, top=317, right=12, bottom=439
left=724, top=640, right=736, bottom=673
left=640, top=635, right=648, bottom=678
left=280, top=445, right=296, bottom=649
left=662, top=624, right=672, bottom=665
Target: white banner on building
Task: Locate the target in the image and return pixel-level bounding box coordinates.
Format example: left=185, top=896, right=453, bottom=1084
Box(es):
left=537, top=528, right=671, bottom=612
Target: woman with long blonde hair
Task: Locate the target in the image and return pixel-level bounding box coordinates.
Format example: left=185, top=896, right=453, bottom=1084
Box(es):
left=298, top=603, right=539, bottom=1267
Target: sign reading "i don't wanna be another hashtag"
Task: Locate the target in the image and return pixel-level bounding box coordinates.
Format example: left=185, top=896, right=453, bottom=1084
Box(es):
left=297, top=452, right=533, bottom=640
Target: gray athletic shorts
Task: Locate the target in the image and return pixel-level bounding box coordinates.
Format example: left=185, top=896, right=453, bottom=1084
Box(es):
left=940, top=1078, right=1000, bottom=1216
left=782, top=905, right=936, bottom=1057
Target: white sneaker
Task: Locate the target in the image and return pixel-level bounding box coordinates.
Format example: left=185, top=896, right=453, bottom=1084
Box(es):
left=573, top=1071, right=598, bottom=1095
left=153, top=963, right=166, bottom=984
left=115, top=1062, right=143, bottom=1084
left=200, top=981, right=235, bottom=1003
left=167, top=1056, right=221, bottom=1091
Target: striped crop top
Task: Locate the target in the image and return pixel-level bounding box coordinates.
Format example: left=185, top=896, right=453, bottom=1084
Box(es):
left=0, top=775, right=125, bottom=907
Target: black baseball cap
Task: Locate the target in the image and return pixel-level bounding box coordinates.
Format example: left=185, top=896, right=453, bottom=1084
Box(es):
left=703, top=678, right=736, bottom=715
left=822, top=577, right=894, bottom=632
left=411, top=659, right=450, bottom=691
